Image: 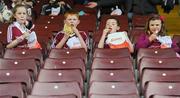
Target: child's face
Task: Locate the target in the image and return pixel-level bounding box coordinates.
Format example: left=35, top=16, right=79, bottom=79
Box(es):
left=14, top=6, right=27, bottom=24
left=149, top=19, right=162, bottom=34
left=105, top=19, right=120, bottom=33
left=64, top=15, right=80, bottom=27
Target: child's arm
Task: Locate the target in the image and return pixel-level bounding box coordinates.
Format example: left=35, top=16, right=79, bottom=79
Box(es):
left=73, top=27, right=87, bottom=52
left=135, top=33, right=152, bottom=50
left=126, top=38, right=134, bottom=53
left=98, top=28, right=110, bottom=48
left=56, top=34, right=69, bottom=48
left=148, top=33, right=157, bottom=42
left=6, top=32, right=29, bottom=48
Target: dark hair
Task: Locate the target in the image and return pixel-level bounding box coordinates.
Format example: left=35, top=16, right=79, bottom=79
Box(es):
left=106, top=16, right=120, bottom=26
left=145, top=14, right=166, bottom=36
left=9, top=4, right=27, bottom=24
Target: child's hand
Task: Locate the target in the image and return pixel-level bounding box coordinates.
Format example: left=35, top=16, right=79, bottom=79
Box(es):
left=16, top=36, right=24, bottom=43
left=149, top=33, right=157, bottom=42
left=16, top=32, right=30, bottom=42
left=103, top=28, right=112, bottom=35
left=23, top=32, right=30, bottom=38
left=72, top=26, right=79, bottom=35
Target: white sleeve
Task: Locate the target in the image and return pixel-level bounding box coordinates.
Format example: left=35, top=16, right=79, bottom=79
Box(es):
left=7, top=25, right=13, bottom=43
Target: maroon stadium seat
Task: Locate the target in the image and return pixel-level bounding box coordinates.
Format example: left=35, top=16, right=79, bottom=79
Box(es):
left=141, top=69, right=180, bottom=93
left=0, top=58, right=38, bottom=80
left=0, top=23, right=8, bottom=44
left=129, top=28, right=145, bottom=44
left=145, top=82, right=180, bottom=98
left=93, top=48, right=131, bottom=58
left=90, top=69, right=135, bottom=86
left=0, top=69, right=33, bottom=94
left=38, top=69, right=83, bottom=91
left=139, top=57, right=180, bottom=76
left=172, top=35, right=180, bottom=51
left=43, top=58, right=85, bottom=79
left=49, top=48, right=87, bottom=63
left=91, top=57, right=133, bottom=70
left=31, top=82, right=81, bottom=98
left=90, top=94, right=139, bottom=98
left=4, top=48, right=43, bottom=67
left=89, top=82, right=138, bottom=97
left=78, top=15, right=97, bottom=33
left=0, top=42, right=4, bottom=58
left=152, top=95, right=180, bottom=98
left=34, top=15, right=64, bottom=25
left=0, top=96, right=12, bottom=98
left=132, top=15, right=150, bottom=29
left=27, top=95, right=76, bottom=98
left=172, top=35, right=180, bottom=44
left=137, top=48, right=177, bottom=65
left=0, top=83, right=25, bottom=98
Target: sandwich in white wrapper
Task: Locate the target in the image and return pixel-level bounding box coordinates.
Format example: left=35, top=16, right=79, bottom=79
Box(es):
left=26, top=31, right=39, bottom=48
left=105, top=31, right=130, bottom=49
left=106, top=32, right=127, bottom=45
left=26, top=31, right=37, bottom=43
left=157, top=36, right=172, bottom=48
